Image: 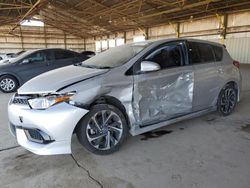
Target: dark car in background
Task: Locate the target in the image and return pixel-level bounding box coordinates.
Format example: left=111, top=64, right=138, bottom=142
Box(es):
left=81, top=51, right=95, bottom=58
left=0, top=48, right=88, bottom=93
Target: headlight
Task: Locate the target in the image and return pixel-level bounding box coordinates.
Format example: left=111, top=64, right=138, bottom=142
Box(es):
left=28, top=92, right=75, bottom=110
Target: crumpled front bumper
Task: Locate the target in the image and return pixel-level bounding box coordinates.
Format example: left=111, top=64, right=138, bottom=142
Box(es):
left=8, top=101, right=88, bottom=155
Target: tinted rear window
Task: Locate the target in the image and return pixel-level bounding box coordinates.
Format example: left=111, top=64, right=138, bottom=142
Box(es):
left=212, top=45, right=223, bottom=61
left=54, top=50, right=75, bottom=60
left=188, top=42, right=215, bottom=64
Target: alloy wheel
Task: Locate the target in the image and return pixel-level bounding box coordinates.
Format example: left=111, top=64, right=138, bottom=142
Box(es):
left=86, top=110, right=123, bottom=150
left=0, top=78, right=16, bottom=92
left=220, top=87, right=237, bottom=114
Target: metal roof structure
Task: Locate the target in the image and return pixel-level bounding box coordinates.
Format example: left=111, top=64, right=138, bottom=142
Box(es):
left=1, top=0, right=250, bottom=38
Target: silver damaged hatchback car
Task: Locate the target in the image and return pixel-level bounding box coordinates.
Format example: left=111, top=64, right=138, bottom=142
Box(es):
left=8, top=39, right=241, bottom=155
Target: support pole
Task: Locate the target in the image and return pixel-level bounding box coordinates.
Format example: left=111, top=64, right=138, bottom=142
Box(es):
left=216, top=13, right=227, bottom=44
left=84, top=38, right=86, bottom=51
left=115, top=33, right=117, bottom=46
left=169, top=22, right=179, bottom=38
left=223, top=13, right=228, bottom=41
left=176, top=22, right=180, bottom=38
left=107, top=34, right=110, bottom=49
left=43, top=25, right=47, bottom=48
left=64, top=32, right=66, bottom=49
left=124, top=31, right=126, bottom=44
left=19, top=27, right=24, bottom=50
left=145, top=27, right=149, bottom=40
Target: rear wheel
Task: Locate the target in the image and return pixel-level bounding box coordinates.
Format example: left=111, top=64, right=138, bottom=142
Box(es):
left=217, top=84, right=237, bottom=116
left=76, top=104, right=128, bottom=155
left=0, top=75, right=18, bottom=93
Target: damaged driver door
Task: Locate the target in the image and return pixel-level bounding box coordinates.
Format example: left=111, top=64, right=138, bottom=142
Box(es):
left=133, top=42, right=194, bottom=126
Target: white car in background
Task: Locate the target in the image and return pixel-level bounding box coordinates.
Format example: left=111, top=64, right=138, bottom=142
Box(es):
left=0, top=51, right=25, bottom=64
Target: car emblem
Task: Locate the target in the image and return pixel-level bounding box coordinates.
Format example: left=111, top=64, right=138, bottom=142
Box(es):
left=19, top=116, right=23, bottom=123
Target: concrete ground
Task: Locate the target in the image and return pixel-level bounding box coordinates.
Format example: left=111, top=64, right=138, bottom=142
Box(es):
left=0, top=65, right=250, bottom=188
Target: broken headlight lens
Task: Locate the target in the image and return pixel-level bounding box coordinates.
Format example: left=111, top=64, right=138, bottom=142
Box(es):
left=28, top=92, right=75, bottom=110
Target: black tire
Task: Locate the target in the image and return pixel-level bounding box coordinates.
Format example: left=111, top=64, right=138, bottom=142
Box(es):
left=0, top=75, right=18, bottom=93
left=217, top=84, right=237, bottom=116
left=76, top=104, right=129, bottom=155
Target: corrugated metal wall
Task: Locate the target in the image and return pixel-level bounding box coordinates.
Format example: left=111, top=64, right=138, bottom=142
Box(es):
left=225, top=33, right=250, bottom=63
left=0, top=25, right=86, bottom=53
left=0, top=11, right=250, bottom=63
left=91, top=11, right=250, bottom=64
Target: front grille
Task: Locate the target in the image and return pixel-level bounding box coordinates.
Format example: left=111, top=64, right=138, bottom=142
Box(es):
left=12, top=98, right=29, bottom=105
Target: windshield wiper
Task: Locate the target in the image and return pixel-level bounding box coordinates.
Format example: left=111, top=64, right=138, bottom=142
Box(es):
left=97, top=66, right=111, bottom=69
left=78, top=64, right=111, bottom=69
left=73, top=63, right=93, bottom=68
left=3, top=60, right=10, bottom=64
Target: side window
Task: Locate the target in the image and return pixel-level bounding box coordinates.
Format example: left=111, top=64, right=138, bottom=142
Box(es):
left=212, top=45, right=223, bottom=61
left=188, top=42, right=202, bottom=64
left=25, top=52, right=46, bottom=63
left=188, top=42, right=215, bottom=64
left=54, top=50, right=75, bottom=60
left=144, top=44, right=182, bottom=69
left=44, top=51, right=53, bottom=61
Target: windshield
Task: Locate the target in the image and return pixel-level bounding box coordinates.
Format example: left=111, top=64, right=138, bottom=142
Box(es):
left=81, top=42, right=152, bottom=68
left=9, top=50, right=36, bottom=63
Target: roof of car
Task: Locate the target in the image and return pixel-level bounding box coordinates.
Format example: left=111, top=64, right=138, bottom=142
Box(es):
left=36, top=48, right=75, bottom=51
left=135, top=38, right=223, bottom=47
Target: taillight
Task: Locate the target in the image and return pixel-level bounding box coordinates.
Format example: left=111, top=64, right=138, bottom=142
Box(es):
left=233, top=60, right=240, bottom=69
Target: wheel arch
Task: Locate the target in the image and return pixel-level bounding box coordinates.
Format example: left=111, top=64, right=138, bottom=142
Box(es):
left=73, top=95, right=131, bottom=134
left=226, top=81, right=240, bottom=100
left=222, top=80, right=240, bottom=101
left=0, top=73, right=22, bottom=86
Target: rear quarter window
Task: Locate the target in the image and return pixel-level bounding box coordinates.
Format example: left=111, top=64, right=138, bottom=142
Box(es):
left=188, top=42, right=215, bottom=64
left=212, top=45, right=223, bottom=61
left=54, top=50, right=75, bottom=60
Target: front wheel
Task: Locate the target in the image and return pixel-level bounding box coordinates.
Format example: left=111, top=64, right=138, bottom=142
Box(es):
left=0, top=75, right=18, bottom=93
left=76, top=104, right=128, bottom=155
left=217, top=84, right=237, bottom=116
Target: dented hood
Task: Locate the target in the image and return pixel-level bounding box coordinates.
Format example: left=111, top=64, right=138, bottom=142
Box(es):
left=18, top=65, right=109, bottom=94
